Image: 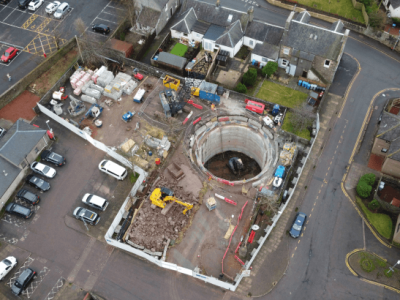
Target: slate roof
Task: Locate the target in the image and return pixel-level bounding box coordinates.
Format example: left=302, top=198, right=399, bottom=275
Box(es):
left=138, top=0, right=169, bottom=11
left=0, top=119, right=47, bottom=167
left=245, top=20, right=284, bottom=45
left=192, top=20, right=210, bottom=34
left=376, top=112, right=400, bottom=161
left=295, top=11, right=311, bottom=23
left=0, top=158, right=21, bottom=199
left=171, top=8, right=198, bottom=34
left=282, top=20, right=344, bottom=61
left=215, top=20, right=242, bottom=47
left=203, top=25, right=226, bottom=41
left=137, top=7, right=161, bottom=28
left=252, top=43, right=279, bottom=60
left=390, top=0, right=400, bottom=9
left=292, top=49, right=315, bottom=61
left=157, top=52, right=188, bottom=69
left=330, top=20, right=344, bottom=33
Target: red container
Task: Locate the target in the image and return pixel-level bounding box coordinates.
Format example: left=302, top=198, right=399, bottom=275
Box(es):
left=47, top=130, right=54, bottom=140
left=245, top=99, right=265, bottom=114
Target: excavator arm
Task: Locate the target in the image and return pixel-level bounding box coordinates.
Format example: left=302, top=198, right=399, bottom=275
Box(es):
left=150, top=188, right=194, bottom=215
left=164, top=196, right=194, bottom=215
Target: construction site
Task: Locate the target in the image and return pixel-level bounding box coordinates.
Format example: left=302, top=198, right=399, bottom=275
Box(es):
left=40, top=61, right=312, bottom=285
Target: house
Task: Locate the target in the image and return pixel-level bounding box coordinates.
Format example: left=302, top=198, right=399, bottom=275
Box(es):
left=0, top=119, right=49, bottom=208
left=135, top=0, right=181, bottom=36
left=279, top=11, right=349, bottom=83
left=382, top=0, right=400, bottom=18
left=170, top=0, right=250, bottom=58
left=244, top=20, right=284, bottom=67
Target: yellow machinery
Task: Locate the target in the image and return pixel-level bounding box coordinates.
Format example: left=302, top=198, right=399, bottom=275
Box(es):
left=163, top=75, right=180, bottom=91
left=191, top=86, right=200, bottom=97
left=150, top=187, right=193, bottom=215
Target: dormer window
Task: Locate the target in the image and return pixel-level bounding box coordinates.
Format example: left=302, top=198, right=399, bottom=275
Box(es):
left=324, top=60, right=331, bottom=68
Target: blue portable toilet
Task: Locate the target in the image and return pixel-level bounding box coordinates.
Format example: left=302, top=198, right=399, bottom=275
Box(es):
left=302, top=81, right=307, bottom=88
left=252, top=59, right=256, bottom=65
left=272, top=104, right=280, bottom=116
left=298, top=80, right=302, bottom=86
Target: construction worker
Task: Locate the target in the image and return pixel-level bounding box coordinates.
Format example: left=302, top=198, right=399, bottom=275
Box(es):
left=7, top=74, right=11, bottom=82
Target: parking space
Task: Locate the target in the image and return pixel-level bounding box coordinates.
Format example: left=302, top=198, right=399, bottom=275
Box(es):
left=0, top=42, right=23, bottom=66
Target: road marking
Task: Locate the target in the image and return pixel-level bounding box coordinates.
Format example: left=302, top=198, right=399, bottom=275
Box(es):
left=314, top=202, right=316, bottom=206
left=323, top=179, right=327, bottom=183
left=292, top=253, right=294, bottom=258
left=328, top=166, right=330, bottom=170
left=319, top=189, right=321, bottom=193
left=326, top=172, right=328, bottom=176
left=35, top=17, right=51, bottom=33
left=362, top=219, right=366, bottom=249
left=3, top=8, right=15, bottom=22
left=294, top=247, right=297, bottom=251
left=349, top=36, right=400, bottom=64
left=309, top=214, right=312, bottom=218
left=94, top=16, right=119, bottom=24
left=306, top=220, right=309, bottom=224
left=330, top=161, right=332, bottom=165
left=301, top=233, right=303, bottom=237
left=298, top=240, right=300, bottom=244
left=67, top=238, right=96, bottom=282
left=21, top=14, right=39, bottom=29
left=316, top=196, right=318, bottom=199
left=311, top=207, right=314, bottom=212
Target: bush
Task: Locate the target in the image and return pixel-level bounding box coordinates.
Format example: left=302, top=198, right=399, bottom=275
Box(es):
left=368, top=199, right=380, bottom=211
left=120, top=32, right=126, bottom=41
left=360, top=257, right=375, bottom=273
left=262, top=61, right=278, bottom=78
left=235, top=83, right=247, bottom=93
left=393, top=17, right=400, bottom=26
left=242, top=68, right=257, bottom=86
left=369, top=11, right=386, bottom=29
left=357, top=181, right=372, bottom=198
left=360, top=173, right=376, bottom=186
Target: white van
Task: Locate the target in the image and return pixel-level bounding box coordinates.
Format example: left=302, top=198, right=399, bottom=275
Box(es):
left=98, top=160, right=127, bottom=180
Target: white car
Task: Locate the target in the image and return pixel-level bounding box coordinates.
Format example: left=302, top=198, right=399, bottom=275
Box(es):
left=45, top=1, right=60, bottom=14
left=263, top=116, right=274, bottom=128
left=53, top=2, right=69, bottom=19
left=82, top=194, right=109, bottom=211
left=273, top=177, right=283, bottom=188
left=28, top=0, right=43, bottom=11
left=30, top=162, right=56, bottom=178
left=0, top=257, right=17, bottom=280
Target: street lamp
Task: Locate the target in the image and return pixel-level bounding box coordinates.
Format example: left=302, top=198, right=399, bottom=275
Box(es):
left=386, top=260, right=400, bottom=275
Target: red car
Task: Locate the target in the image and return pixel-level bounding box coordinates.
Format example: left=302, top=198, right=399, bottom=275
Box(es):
left=134, top=73, right=143, bottom=81
left=245, top=99, right=265, bottom=114
left=1, top=47, right=19, bottom=63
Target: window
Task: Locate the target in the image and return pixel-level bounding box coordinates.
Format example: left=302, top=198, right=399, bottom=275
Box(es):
left=283, top=47, right=289, bottom=55
left=249, top=40, right=253, bottom=46
left=262, top=57, right=268, bottom=62
left=324, top=60, right=331, bottom=68
left=381, top=148, right=388, bottom=153
left=281, top=59, right=289, bottom=66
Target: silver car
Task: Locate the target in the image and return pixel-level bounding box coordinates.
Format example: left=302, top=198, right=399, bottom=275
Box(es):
left=30, top=162, right=56, bottom=178
left=54, top=2, right=69, bottom=19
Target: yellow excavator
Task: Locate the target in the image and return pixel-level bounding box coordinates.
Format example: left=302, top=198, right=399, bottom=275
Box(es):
left=150, top=187, right=193, bottom=215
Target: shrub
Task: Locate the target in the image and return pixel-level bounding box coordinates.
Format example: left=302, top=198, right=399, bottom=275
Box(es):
left=357, top=181, right=372, bottom=198
left=360, top=173, right=376, bottom=186
left=360, top=257, right=375, bottom=273
left=368, top=199, right=380, bottom=211
left=235, top=83, right=247, bottom=93
left=242, top=68, right=257, bottom=86
left=393, top=17, right=400, bottom=26
left=120, top=32, right=126, bottom=41
left=262, top=61, right=279, bottom=78
left=369, top=11, right=386, bottom=29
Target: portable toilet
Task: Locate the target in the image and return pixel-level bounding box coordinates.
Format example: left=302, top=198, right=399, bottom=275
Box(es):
left=298, top=80, right=302, bottom=86
left=272, top=104, right=280, bottom=116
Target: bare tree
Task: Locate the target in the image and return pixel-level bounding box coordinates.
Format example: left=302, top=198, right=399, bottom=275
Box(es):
left=289, top=103, right=314, bottom=134
left=118, top=0, right=139, bottom=29
left=259, top=196, right=279, bottom=216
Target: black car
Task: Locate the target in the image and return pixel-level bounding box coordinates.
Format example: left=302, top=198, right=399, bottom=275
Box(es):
left=18, top=0, right=30, bottom=9
left=92, top=24, right=110, bottom=35
left=11, top=268, right=36, bottom=295
left=0, top=0, right=11, bottom=4
left=16, top=189, right=40, bottom=205
left=41, top=150, right=66, bottom=167
left=26, top=174, right=50, bottom=192
left=5, top=203, right=34, bottom=219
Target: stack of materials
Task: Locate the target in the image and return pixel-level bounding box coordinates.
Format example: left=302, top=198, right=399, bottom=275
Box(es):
left=97, top=70, right=115, bottom=87
left=103, top=72, right=132, bottom=100
left=92, top=66, right=107, bottom=84
left=279, top=142, right=297, bottom=166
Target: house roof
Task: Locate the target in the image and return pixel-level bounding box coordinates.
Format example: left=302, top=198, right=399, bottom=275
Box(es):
left=252, top=43, right=279, bottom=60
left=282, top=19, right=345, bottom=61
left=215, top=20, right=242, bottom=47
left=392, top=198, right=400, bottom=207
left=157, top=52, right=188, bottom=69
left=0, top=119, right=47, bottom=167
left=330, top=20, right=344, bottom=32
left=137, top=7, right=161, bottom=28
left=292, top=49, right=315, bottom=61
left=295, top=11, right=311, bottom=23
left=192, top=20, right=210, bottom=34
left=376, top=111, right=400, bottom=161
left=245, top=20, right=284, bottom=45
left=171, top=7, right=198, bottom=34
left=390, top=0, right=400, bottom=9
left=0, top=158, right=21, bottom=199
left=203, top=25, right=226, bottom=41
left=137, top=0, right=169, bottom=11
left=106, top=39, right=133, bottom=53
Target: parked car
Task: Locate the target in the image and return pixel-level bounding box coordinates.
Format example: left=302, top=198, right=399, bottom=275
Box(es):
left=1, top=47, right=18, bottom=63
left=30, top=162, right=56, bottom=178
left=82, top=194, right=109, bottom=211
left=98, top=160, right=127, bottom=180
left=45, top=0, right=60, bottom=14
left=26, top=175, right=50, bottom=192
left=273, top=165, right=286, bottom=188
left=0, top=256, right=17, bottom=280
left=18, top=0, right=30, bottom=9
left=92, top=24, right=110, bottom=35
left=28, top=0, right=43, bottom=11
left=0, top=127, right=6, bottom=138
left=274, top=113, right=283, bottom=125
left=5, top=203, right=34, bottom=219
left=11, top=268, right=36, bottom=295
left=73, top=207, right=100, bottom=225
left=289, top=212, right=307, bottom=238
left=0, top=0, right=11, bottom=5
left=53, top=2, right=69, bottom=19
left=16, top=189, right=40, bottom=205
left=41, top=150, right=66, bottom=166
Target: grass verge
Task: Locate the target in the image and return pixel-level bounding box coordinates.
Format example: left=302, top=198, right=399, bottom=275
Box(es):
left=170, top=43, right=188, bottom=57
left=282, top=111, right=312, bottom=140
left=356, top=197, right=393, bottom=239
left=256, top=80, right=308, bottom=108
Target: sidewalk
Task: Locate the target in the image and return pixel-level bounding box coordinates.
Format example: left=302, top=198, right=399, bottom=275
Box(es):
left=236, top=93, right=343, bottom=296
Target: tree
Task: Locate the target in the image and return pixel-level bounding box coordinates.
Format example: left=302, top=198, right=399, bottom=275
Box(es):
left=369, top=10, right=386, bottom=29
left=262, top=61, right=278, bottom=78
left=242, top=68, right=257, bottom=86
left=289, top=103, right=314, bottom=134
left=235, top=83, right=247, bottom=93
left=357, top=181, right=372, bottom=198
left=368, top=199, right=380, bottom=211
left=360, top=173, right=376, bottom=186
left=119, top=0, right=139, bottom=29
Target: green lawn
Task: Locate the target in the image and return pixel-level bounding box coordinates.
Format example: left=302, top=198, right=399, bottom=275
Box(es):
left=256, top=80, right=308, bottom=109
left=297, top=0, right=365, bottom=24
left=170, top=43, right=188, bottom=57
left=282, top=111, right=312, bottom=140
left=356, top=197, right=393, bottom=239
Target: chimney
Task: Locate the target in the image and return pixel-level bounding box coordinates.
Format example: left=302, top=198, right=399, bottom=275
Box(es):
left=285, top=11, right=295, bottom=31
left=216, top=0, right=220, bottom=8
left=247, top=6, right=254, bottom=23
left=342, top=29, right=350, bottom=44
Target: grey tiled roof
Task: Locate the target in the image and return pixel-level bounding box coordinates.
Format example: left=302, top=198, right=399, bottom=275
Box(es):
left=203, top=25, right=226, bottom=41
left=192, top=20, right=210, bottom=34
left=330, top=20, right=344, bottom=33
left=252, top=43, right=279, bottom=60
left=282, top=20, right=344, bottom=61
left=171, top=8, right=198, bottom=34
left=245, top=20, right=284, bottom=45
left=376, top=112, right=400, bottom=160
left=295, top=11, right=311, bottom=23
left=215, top=20, right=243, bottom=47
left=138, top=0, right=169, bottom=11
left=390, top=0, right=400, bottom=8
left=0, top=158, right=21, bottom=198
left=0, top=119, right=46, bottom=167
left=137, top=7, right=161, bottom=28
left=157, top=52, right=187, bottom=69
left=292, top=49, right=315, bottom=61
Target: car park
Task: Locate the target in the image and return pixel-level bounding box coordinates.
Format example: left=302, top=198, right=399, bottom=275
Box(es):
left=26, top=174, right=50, bottom=192
left=30, top=162, right=56, bottom=178
left=99, top=160, right=127, bottom=180
left=54, top=2, right=69, bottom=19
left=0, top=127, right=6, bottom=138
left=16, top=189, right=40, bottom=205
left=11, top=268, right=36, bottom=295
left=5, top=202, right=34, bottom=219
left=289, top=212, right=307, bottom=238
left=82, top=194, right=109, bottom=211
left=73, top=207, right=100, bottom=225
left=28, top=0, right=43, bottom=11
left=0, top=256, right=17, bottom=280
left=41, top=150, right=66, bottom=166
left=45, top=0, right=60, bottom=14
left=92, top=24, right=110, bottom=35
left=1, top=47, right=18, bottom=63
left=18, top=0, right=30, bottom=9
